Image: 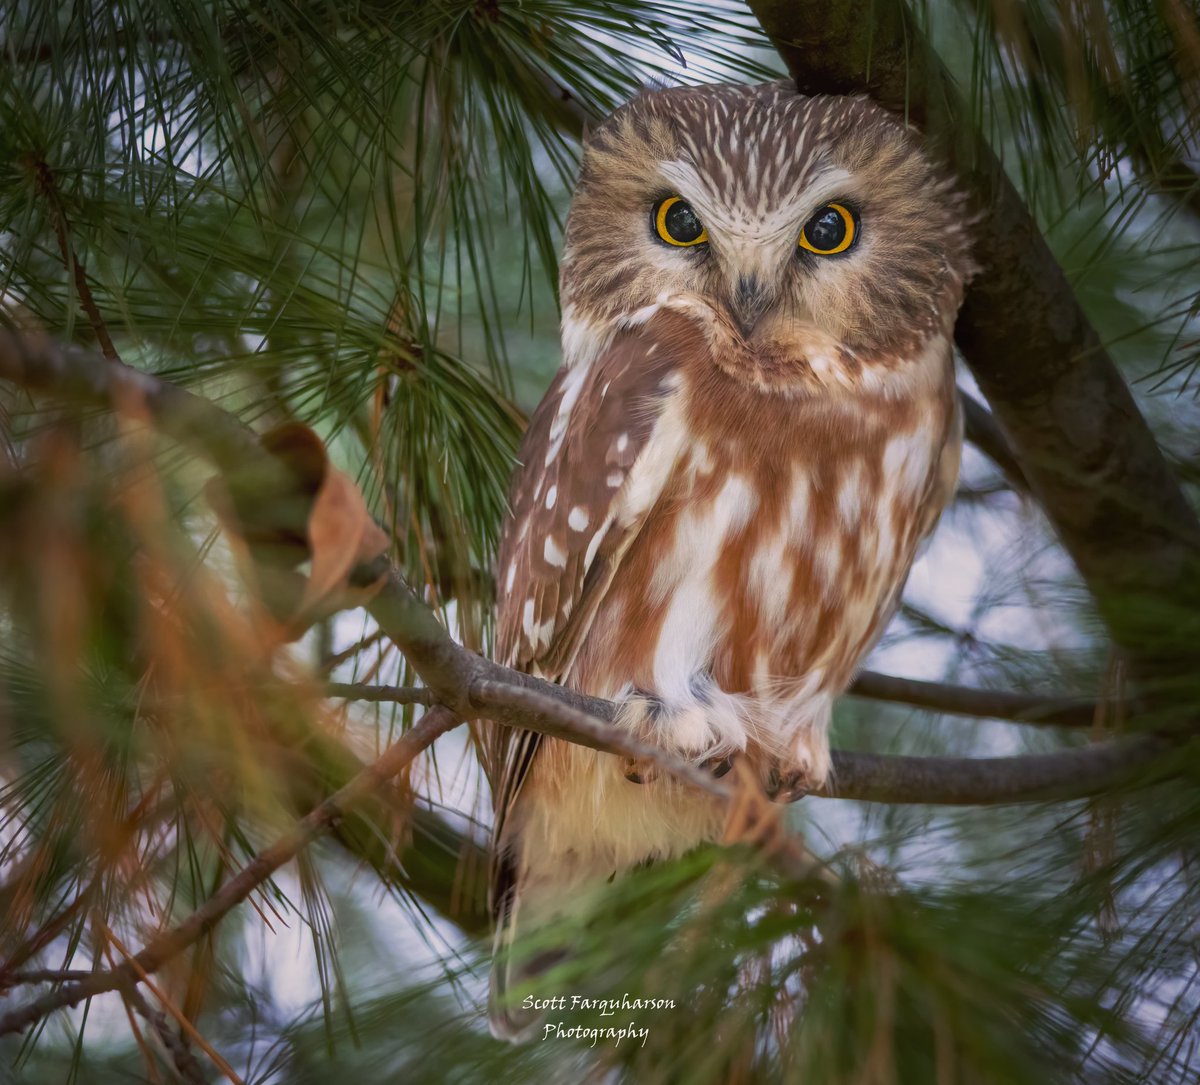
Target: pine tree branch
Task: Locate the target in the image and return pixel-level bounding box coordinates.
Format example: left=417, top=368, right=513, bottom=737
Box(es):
left=0, top=969, right=98, bottom=988
left=846, top=671, right=1098, bottom=728
left=24, top=156, right=121, bottom=362
left=0, top=329, right=272, bottom=478
left=747, top=0, right=1200, bottom=686
left=457, top=669, right=1168, bottom=806
left=0, top=706, right=460, bottom=1039
left=957, top=0, right=1200, bottom=227
left=327, top=682, right=436, bottom=705
left=331, top=671, right=1102, bottom=730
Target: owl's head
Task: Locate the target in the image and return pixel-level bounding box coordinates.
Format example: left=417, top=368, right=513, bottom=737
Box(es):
left=560, top=81, right=974, bottom=375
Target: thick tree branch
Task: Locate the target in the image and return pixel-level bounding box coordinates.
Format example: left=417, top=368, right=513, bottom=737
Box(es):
left=823, top=741, right=1170, bottom=805
left=747, top=0, right=1200, bottom=686
left=0, top=706, right=460, bottom=1038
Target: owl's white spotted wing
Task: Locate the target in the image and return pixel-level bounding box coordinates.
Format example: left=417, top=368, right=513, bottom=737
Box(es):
left=922, top=397, right=963, bottom=541
left=487, top=316, right=693, bottom=901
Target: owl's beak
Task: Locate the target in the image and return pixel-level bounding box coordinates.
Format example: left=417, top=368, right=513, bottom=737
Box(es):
left=731, top=273, right=772, bottom=339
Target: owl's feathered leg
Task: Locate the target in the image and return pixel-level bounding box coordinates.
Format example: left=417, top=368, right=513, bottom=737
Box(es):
left=612, top=678, right=831, bottom=796
left=619, top=687, right=738, bottom=783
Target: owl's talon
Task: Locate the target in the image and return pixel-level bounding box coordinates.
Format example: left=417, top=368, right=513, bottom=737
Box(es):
left=706, top=756, right=733, bottom=779
left=764, top=765, right=817, bottom=802
left=778, top=775, right=810, bottom=801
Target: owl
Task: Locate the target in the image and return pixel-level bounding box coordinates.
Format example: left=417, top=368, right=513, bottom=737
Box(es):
left=486, top=80, right=973, bottom=1039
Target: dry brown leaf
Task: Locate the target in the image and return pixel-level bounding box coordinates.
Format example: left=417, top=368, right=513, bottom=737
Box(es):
left=300, top=463, right=390, bottom=615
left=208, top=423, right=391, bottom=640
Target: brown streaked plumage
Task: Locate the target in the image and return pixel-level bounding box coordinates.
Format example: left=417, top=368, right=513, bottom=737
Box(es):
left=486, top=79, right=974, bottom=1040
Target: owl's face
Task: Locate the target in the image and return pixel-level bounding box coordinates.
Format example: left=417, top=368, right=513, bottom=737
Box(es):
left=560, top=81, right=974, bottom=371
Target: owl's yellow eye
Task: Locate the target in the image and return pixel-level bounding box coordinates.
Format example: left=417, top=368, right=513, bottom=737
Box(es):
left=798, top=202, right=857, bottom=255
left=653, top=196, right=708, bottom=247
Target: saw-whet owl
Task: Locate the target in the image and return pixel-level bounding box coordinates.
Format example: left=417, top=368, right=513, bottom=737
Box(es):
left=486, top=79, right=974, bottom=1039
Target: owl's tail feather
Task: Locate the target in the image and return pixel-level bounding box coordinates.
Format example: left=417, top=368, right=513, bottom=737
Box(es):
left=488, top=883, right=568, bottom=1042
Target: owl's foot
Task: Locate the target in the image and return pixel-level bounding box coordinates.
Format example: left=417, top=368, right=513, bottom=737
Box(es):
left=623, top=753, right=733, bottom=785
left=617, top=685, right=744, bottom=785
left=763, top=765, right=814, bottom=801
left=763, top=731, right=831, bottom=802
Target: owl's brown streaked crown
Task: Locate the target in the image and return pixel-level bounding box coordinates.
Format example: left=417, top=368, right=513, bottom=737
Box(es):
left=560, top=80, right=974, bottom=367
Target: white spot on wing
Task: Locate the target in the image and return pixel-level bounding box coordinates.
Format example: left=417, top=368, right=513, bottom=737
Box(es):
left=617, top=391, right=689, bottom=525
left=690, top=441, right=713, bottom=476
left=583, top=518, right=611, bottom=568
left=812, top=543, right=840, bottom=589
left=543, top=536, right=567, bottom=569
left=544, top=485, right=557, bottom=510
left=568, top=506, right=589, bottom=531
left=545, top=364, right=588, bottom=465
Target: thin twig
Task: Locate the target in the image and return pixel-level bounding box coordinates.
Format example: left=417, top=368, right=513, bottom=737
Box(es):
left=0, top=968, right=98, bottom=988
left=320, top=628, right=386, bottom=672
left=847, top=670, right=1098, bottom=728
left=958, top=390, right=1029, bottom=492
left=124, top=983, right=207, bottom=1085
left=327, top=682, right=435, bottom=705
left=102, top=922, right=244, bottom=1085
left=25, top=155, right=120, bottom=362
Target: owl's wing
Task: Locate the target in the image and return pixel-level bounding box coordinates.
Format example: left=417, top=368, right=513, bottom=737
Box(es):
left=487, top=314, right=694, bottom=896
left=919, top=393, right=964, bottom=543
